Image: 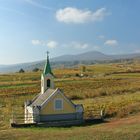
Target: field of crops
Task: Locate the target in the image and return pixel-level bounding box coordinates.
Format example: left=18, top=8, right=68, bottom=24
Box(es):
left=0, top=62, right=140, bottom=139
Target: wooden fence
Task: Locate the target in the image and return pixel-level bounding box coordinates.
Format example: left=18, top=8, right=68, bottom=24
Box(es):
left=9, top=108, right=105, bottom=126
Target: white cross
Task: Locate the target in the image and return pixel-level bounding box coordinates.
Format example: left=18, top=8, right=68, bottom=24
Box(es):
left=46, top=51, right=49, bottom=57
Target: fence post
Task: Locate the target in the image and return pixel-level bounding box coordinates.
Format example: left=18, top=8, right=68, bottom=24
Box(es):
left=100, top=108, right=105, bottom=120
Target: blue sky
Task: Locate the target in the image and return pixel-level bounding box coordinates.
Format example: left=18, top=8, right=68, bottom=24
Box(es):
left=0, top=0, right=140, bottom=64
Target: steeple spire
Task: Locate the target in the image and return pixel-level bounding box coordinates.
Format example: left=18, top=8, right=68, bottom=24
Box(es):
left=43, top=51, right=53, bottom=75
left=41, top=51, right=55, bottom=93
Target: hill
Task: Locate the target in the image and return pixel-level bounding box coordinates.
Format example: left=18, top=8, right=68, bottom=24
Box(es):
left=0, top=51, right=140, bottom=73
left=0, top=62, right=140, bottom=139
left=51, top=51, right=140, bottom=61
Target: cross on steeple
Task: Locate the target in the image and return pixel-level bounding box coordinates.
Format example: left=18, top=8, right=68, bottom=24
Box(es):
left=46, top=51, right=49, bottom=58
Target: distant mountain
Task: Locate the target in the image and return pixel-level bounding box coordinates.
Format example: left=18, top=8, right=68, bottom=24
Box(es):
left=51, top=51, right=140, bottom=62
left=0, top=65, right=8, bottom=68
left=51, top=51, right=112, bottom=62
left=0, top=51, right=140, bottom=73
left=0, top=61, right=45, bottom=73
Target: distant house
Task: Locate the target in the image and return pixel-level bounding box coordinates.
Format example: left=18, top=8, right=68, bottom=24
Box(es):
left=24, top=53, right=84, bottom=123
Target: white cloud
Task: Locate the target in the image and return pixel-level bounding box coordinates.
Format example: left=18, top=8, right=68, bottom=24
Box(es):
left=56, top=7, right=110, bottom=24
left=61, top=42, right=90, bottom=49
left=31, top=40, right=42, bottom=45
left=63, top=42, right=100, bottom=50
left=47, top=41, right=58, bottom=48
left=70, top=42, right=89, bottom=49
left=31, top=40, right=99, bottom=50
left=104, top=40, right=118, bottom=47
left=31, top=40, right=58, bottom=48
left=98, top=35, right=105, bottom=39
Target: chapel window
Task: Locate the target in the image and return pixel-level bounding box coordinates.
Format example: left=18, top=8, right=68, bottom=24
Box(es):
left=47, top=79, right=51, bottom=87
left=54, top=99, right=63, bottom=110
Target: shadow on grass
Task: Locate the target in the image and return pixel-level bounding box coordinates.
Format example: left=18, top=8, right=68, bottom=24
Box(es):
left=83, top=118, right=108, bottom=126
left=11, top=119, right=109, bottom=128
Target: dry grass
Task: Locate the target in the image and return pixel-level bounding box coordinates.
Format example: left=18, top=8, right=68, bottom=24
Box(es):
left=0, top=62, right=140, bottom=139
left=0, top=114, right=140, bottom=140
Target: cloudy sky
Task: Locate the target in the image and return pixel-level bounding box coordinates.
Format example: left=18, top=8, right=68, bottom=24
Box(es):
left=0, top=0, right=140, bottom=64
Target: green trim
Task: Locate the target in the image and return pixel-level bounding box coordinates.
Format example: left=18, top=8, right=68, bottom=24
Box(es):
left=43, top=55, right=53, bottom=75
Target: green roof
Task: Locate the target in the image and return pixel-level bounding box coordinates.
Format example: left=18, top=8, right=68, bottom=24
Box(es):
left=43, top=54, right=53, bottom=75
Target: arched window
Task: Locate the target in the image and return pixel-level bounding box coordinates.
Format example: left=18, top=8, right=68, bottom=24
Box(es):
left=47, top=79, right=51, bottom=88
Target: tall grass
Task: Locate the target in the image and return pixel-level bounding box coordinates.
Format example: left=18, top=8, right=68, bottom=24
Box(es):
left=0, top=62, right=140, bottom=129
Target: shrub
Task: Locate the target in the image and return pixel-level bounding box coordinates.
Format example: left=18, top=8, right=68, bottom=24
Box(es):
left=32, top=68, right=39, bottom=72
left=19, top=68, right=25, bottom=73
left=70, top=95, right=84, bottom=100
left=75, top=73, right=80, bottom=77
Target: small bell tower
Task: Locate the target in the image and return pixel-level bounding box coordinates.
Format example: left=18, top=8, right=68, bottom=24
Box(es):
left=41, top=51, right=55, bottom=94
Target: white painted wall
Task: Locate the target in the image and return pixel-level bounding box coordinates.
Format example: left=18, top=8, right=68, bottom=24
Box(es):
left=41, top=73, right=55, bottom=94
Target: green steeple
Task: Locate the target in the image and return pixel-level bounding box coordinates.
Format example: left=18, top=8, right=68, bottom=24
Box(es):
left=43, top=51, right=53, bottom=75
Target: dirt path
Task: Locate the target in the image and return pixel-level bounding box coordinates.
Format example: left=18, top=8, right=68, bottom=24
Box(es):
left=103, top=113, right=140, bottom=128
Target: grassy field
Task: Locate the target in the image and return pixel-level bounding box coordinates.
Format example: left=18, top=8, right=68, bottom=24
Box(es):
left=0, top=62, right=140, bottom=139
left=0, top=114, right=140, bottom=140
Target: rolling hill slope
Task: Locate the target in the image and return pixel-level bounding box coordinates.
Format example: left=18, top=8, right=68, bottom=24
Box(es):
left=0, top=51, right=140, bottom=73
